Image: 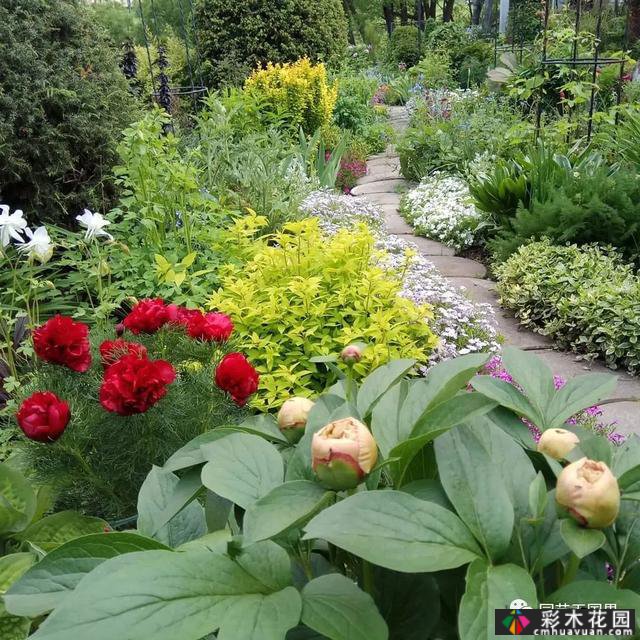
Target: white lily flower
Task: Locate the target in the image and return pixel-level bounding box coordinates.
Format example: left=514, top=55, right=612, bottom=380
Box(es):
left=76, top=209, right=113, bottom=241
left=0, top=205, right=28, bottom=247
left=16, top=226, right=54, bottom=264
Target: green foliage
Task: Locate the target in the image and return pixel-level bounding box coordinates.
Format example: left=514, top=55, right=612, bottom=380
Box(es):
left=11, top=350, right=638, bottom=639
left=0, top=460, right=110, bottom=637
left=398, top=95, right=528, bottom=181
left=208, top=220, right=438, bottom=408
left=409, top=51, right=455, bottom=89
left=0, top=0, right=141, bottom=224
left=87, top=1, right=142, bottom=46
left=495, top=240, right=640, bottom=372
left=13, top=324, right=245, bottom=519
left=195, top=0, right=349, bottom=88
left=489, top=165, right=640, bottom=263
left=388, top=25, right=422, bottom=68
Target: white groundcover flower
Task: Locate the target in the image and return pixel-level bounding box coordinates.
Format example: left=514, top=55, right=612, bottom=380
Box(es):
left=16, top=226, right=54, bottom=263
left=0, top=205, right=28, bottom=248
left=76, top=209, right=113, bottom=241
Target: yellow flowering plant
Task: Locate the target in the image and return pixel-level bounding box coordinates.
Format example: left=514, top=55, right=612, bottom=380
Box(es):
left=244, top=58, right=338, bottom=135
left=209, top=219, right=437, bottom=408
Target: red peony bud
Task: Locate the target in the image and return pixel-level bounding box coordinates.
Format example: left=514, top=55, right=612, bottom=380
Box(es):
left=214, top=353, right=259, bottom=406
left=312, top=417, right=378, bottom=490
left=340, top=344, right=363, bottom=363
left=17, top=391, right=70, bottom=442
left=33, top=315, right=92, bottom=372
left=115, top=322, right=125, bottom=337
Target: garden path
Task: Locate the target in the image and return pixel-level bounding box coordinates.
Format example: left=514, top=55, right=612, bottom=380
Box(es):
left=351, top=105, right=640, bottom=434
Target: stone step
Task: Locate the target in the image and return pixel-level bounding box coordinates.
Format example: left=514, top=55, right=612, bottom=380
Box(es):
left=396, top=234, right=455, bottom=256
left=351, top=179, right=412, bottom=196
left=352, top=192, right=402, bottom=207
left=423, top=255, right=487, bottom=278
left=358, top=171, right=402, bottom=185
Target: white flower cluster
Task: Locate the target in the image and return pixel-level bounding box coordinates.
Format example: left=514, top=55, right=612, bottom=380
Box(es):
left=0, top=206, right=112, bottom=264
left=300, top=190, right=384, bottom=236
left=299, top=190, right=499, bottom=362
left=401, top=173, right=484, bottom=251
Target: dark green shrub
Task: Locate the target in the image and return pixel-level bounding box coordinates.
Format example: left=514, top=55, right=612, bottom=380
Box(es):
left=452, top=41, right=493, bottom=87
left=0, top=0, right=141, bottom=224
left=195, top=0, right=348, bottom=88
left=490, top=166, right=640, bottom=263
left=388, top=25, right=423, bottom=68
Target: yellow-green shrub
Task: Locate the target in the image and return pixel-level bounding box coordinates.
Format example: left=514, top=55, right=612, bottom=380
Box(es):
left=244, top=58, right=337, bottom=135
left=209, top=219, right=438, bottom=409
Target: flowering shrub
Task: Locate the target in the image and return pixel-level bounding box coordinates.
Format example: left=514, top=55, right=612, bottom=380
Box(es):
left=300, top=190, right=499, bottom=361
left=12, top=350, right=639, bottom=640
left=244, top=59, right=338, bottom=135
left=335, top=153, right=368, bottom=193
left=400, top=173, right=485, bottom=251
left=13, top=302, right=257, bottom=518
left=209, top=219, right=438, bottom=408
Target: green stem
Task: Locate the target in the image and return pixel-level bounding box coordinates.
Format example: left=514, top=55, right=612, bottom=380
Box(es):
left=561, top=552, right=581, bottom=587
left=362, top=559, right=375, bottom=597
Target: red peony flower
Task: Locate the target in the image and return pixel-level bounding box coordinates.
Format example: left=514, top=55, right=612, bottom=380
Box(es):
left=33, top=315, right=92, bottom=372
left=99, top=339, right=148, bottom=367
left=122, top=299, right=170, bottom=334
left=166, top=304, right=200, bottom=327
left=99, top=354, right=176, bottom=416
left=214, top=352, right=259, bottom=406
left=17, top=391, right=70, bottom=442
left=185, top=311, right=234, bottom=342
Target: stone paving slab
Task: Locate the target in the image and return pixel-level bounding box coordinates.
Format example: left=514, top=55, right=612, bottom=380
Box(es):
left=423, top=255, right=487, bottom=278
left=398, top=235, right=456, bottom=256
left=358, top=172, right=403, bottom=184
left=353, top=192, right=402, bottom=206
left=351, top=179, right=411, bottom=196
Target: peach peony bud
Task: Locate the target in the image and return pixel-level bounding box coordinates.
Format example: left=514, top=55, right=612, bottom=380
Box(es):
left=277, top=397, right=314, bottom=444
left=556, top=457, right=620, bottom=529
left=537, top=428, right=579, bottom=460
left=341, top=344, right=363, bottom=363
left=311, top=417, right=378, bottom=490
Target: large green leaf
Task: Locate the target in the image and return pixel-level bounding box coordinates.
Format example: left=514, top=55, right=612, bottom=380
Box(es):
left=399, top=353, right=490, bottom=429
left=546, top=373, right=617, bottom=429
left=501, top=347, right=556, bottom=423
left=0, top=554, right=35, bottom=593
left=0, top=463, right=36, bottom=536
left=303, top=491, right=481, bottom=572
left=357, top=359, right=415, bottom=417
left=201, top=433, right=283, bottom=509
left=471, top=376, right=542, bottom=427
left=458, top=560, right=538, bottom=640
left=300, top=574, right=388, bottom=640
left=435, top=426, right=515, bottom=563
left=15, top=511, right=108, bottom=552
left=388, top=394, right=496, bottom=486
left=137, top=466, right=206, bottom=547
left=4, top=533, right=169, bottom=618
left=559, top=519, right=605, bottom=559
left=244, top=481, right=334, bottom=543
left=371, top=379, right=410, bottom=458
left=32, top=542, right=301, bottom=640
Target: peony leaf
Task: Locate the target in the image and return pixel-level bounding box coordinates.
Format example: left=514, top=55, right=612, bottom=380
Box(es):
left=201, top=433, right=283, bottom=509
left=243, top=481, right=333, bottom=543
left=301, top=574, right=388, bottom=640
left=4, top=533, right=169, bottom=618
left=357, top=359, right=416, bottom=417
left=0, top=463, right=37, bottom=536
left=31, top=542, right=301, bottom=640
left=559, top=519, right=605, bottom=558
left=303, top=490, right=481, bottom=572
